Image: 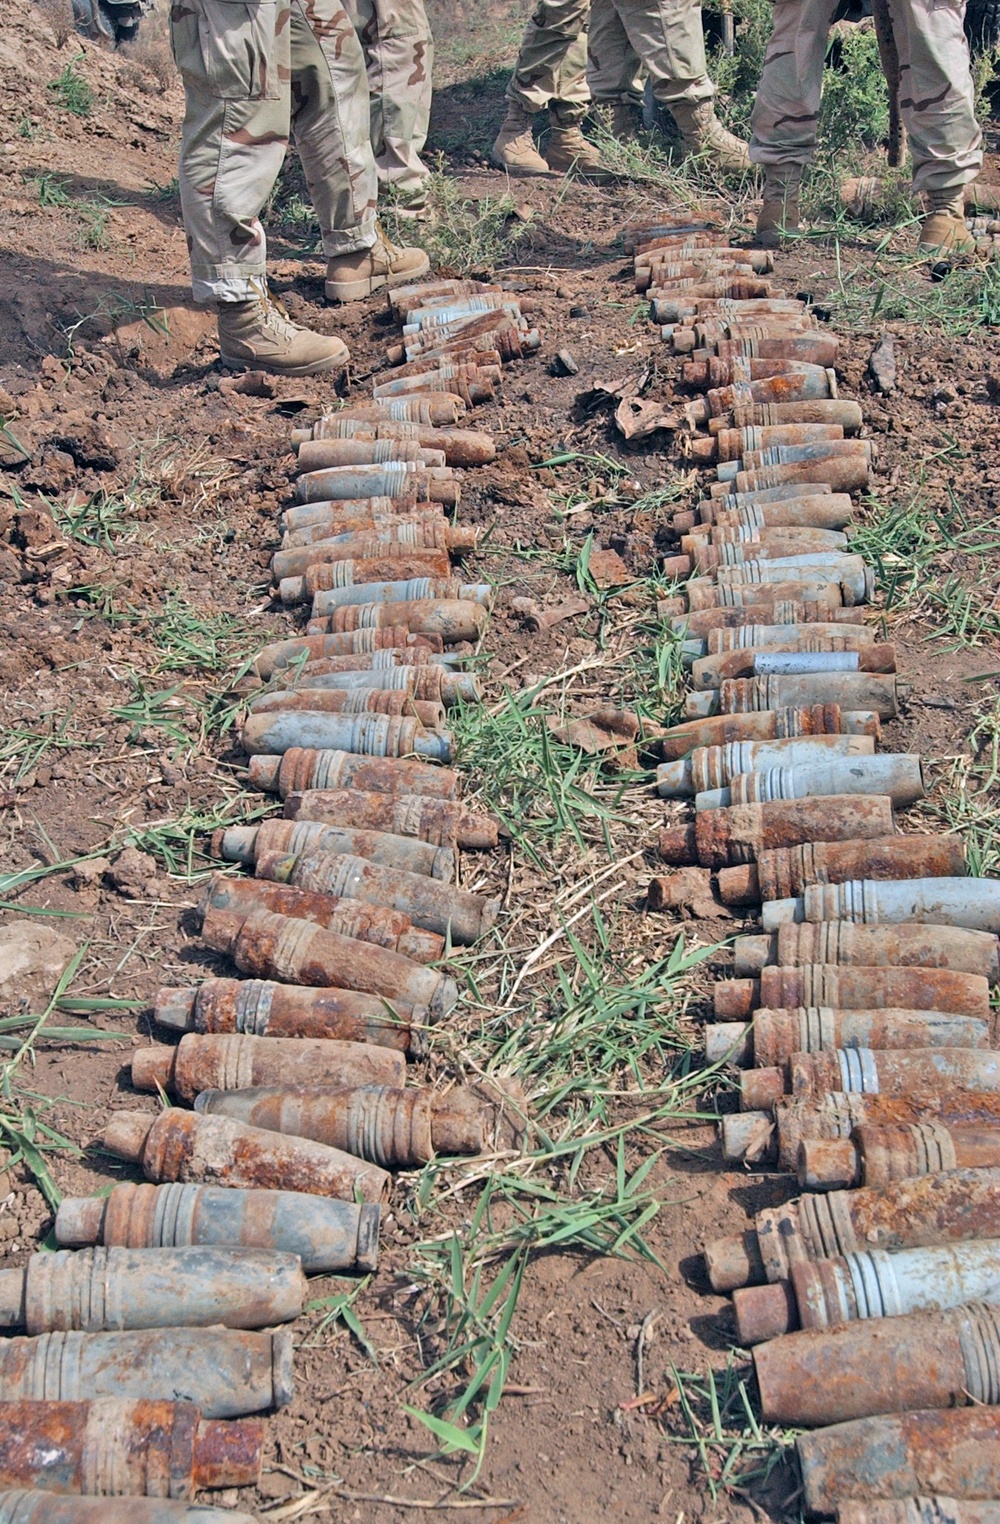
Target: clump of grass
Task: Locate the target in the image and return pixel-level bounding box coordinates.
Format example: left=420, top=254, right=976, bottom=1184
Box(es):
left=384, top=174, right=533, bottom=275
left=47, top=54, right=93, bottom=116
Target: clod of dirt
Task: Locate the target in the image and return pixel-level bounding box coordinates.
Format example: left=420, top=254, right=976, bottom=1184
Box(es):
left=648, top=866, right=734, bottom=920
left=47, top=419, right=121, bottom=471
left=71, top=856, right=111, bottom=890
left=20, top=449, right=77, bottom=494
left=551, top=349, right=580, bottom=377
left=511, top=593, right=591, bottom=631
left=546, top=707, right=639, bottom=765
left=868, top=333, right=897, bottom=393
left=0, top=920, right=77, bottom=1011
left=107, top=846, right=159, bottom=898
left=13, top=504, right=62, bottom=551
left=587, top=547, right=631, bottom=587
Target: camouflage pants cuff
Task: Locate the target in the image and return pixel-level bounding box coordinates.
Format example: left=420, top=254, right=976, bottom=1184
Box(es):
left=912, top=163, right=983, bottom=197
left=191, top=273, right=269, bottom=304
left=748, top=144, right=815, bottom=169
left=320, top=217, right=379, bottom=257
left=548, top=100, right=588, bottom=127
left=650, top=76, right=715, bottom=110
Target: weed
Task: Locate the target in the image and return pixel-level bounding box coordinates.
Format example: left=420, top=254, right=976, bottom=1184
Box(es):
left=47, top=54, right=93, bottom=116
left=666, top=1360, right=797, bottom=1501
left=149, top=176, right=180, bottom=202
left=32, top=173, right=72, bottom=208
left=18, top=117, right=36, bottom=139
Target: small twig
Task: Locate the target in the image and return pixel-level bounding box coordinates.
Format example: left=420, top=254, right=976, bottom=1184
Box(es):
left=262, top=1487, right=521, bottom=1517
left=636, top=1308, right=661, bottom=1398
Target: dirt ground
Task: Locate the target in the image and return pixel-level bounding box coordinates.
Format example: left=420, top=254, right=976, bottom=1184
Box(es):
left=2, top=0, right=1000, bottom=1519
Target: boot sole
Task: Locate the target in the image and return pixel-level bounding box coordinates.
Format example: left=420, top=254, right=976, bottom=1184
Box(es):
left=219, top=350, right=348, bottom=378
left=325, top=250, right=431, bottom=304
left=489, top=152, right=553, bottom=177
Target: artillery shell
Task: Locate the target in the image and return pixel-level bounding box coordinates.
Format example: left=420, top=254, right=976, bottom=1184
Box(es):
left=199, top=872, right=443, bottom=964
left=216, top=817, right=455, bottom=881
left=754, top=1302, right=1000, bottom=1426
left=130, top=1031, right=404, bottom=1099
left=657, top=733, right=875, bottom=796
left=704, top=1165, right=1000, bottom=1292
left=778, top=877, right=1000, bottom=934
left=0, top=1246, right=305, bottom=1333
left=284, top=787, right=497, bottom=849
left=252, top=630, right=442, bottom=677
left=734, top=921, right=999, bottom=982
left=658, top=704, right=879, bottom=763
left=322, top=597, right=488, bottom=643
left=706, top=1007, right=990, bottom=1067
left=0, top=1492, right=259, bottom=1521
left=240, top=710, right=453, bottom=763
left=274, top=544, right=452, bottom=585
left=720, top=399, right=863, bottom=432
left=722, top=836, right=967, bottom=907
left=292, top=439, right=446, bottom=469
left=101, top=1108, right=390, bottom=1202
left=699, top=752, right=919, bottom=809
left=0, top=1326, right=293, bottom=1418
left=56, top=1180, right=379, bottom=1273
left=688, top=646, right=895, bottom=693
left=800, top=1119, right=1000, bottom=1190
left=0, top=1397, right=262, bottom=1499
left=294, top=465, right=459, bottom=506
left=799, top=1408, right=1000, bottom=1513
left=154, top=977, right=423, bottom=1054
left=257, top=849, right=496, bottom=943
left=299, top=420, right=496, bottom=467
left=248, top=686, right=446, bottom=730
left=659, top=795, right=894, bottom=869
left=248, top=746, right=459, bottom=799
left=194, top=1084, right=485, bottom=1168
left=787, top=1047, right=1000, bottom=1103
left=715, top=963, right=990, bottom=1019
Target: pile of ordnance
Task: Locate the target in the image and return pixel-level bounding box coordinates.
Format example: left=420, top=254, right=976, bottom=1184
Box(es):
left=635, top=219, right=1000, bottom=1524
left=0, top=279, right=529, bottom=1521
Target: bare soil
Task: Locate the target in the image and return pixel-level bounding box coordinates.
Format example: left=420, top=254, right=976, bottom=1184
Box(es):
left=1, top=2, right=1000, bottom=1520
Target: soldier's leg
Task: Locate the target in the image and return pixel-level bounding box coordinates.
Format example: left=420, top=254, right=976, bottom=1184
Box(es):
left=352, top=0, right=434, bottom=195
left=614, top=0, right=747, bottom=166
left=587, top=0, right=644, bottom=125
left=172, top=0, right=289, bottom=301
left=750, top=0, right=838, bottom=242
left=288, top=0, right=378, bottom=255
left=888, top=0, right=981, bottom=249
left=505, top=0, right=592, bottom=118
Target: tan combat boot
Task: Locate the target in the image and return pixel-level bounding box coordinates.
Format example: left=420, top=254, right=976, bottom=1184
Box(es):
left=605, top=100, right=640, bottom=139
left=491, top=102, right=550, bottom=176
left=325, top=227, right=430, bottom=303
left=546, top=122, right=615, bottom=180
left=217, top=288, right=349, bottom=377
left=670, top=100, right=750, bottom=172
left=755, top=164, right=803, bottom=248
left=919, top=189, right=976, bottom=258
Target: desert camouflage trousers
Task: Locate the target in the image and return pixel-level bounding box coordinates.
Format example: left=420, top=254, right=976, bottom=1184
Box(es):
left=344, top=0, right=433, bottom=193
left=506, top=0, right=715, bottom=123
left=170, top=0, right=378, bottom=303
left=750, top=0, right=982, bottom=193
left=587, top=0, right=714, bottom=109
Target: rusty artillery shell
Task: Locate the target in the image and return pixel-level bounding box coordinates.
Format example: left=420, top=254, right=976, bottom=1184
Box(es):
left=240, top=710, right=452, bottom=764
left=217, top=816, right=455, bottom=880
left=372, top=372, right=495, bottom=406
left=0, top=1326, right=292, bottom=1418
left=836, top=1498, right=1000, bottom=1524
left=658, top=734, right=875, bottom=796
left=684, top=343, right=840, bottom=386
left=689, top=624, right=875, bottom=660
left=683, top=581, right=855, bottom=613
left=247, top=687, right=447, bottom=732
left=195, top=1083, right=485, bottom=1167
left=754, top=1302, right=1000, bottom=1427
left=723, top=836, right=968, bottom=908
left=658, top=794, right=894, bottom=869
left=697, top=494, right=856, bottom=530
left=735, top=922, right=999, bottom=982
left=299, top=420, right=496, bottom=468
left=686, top=536, right=853, bottom=577
left=0, top=1397, right=262, bottom=1499
left=387, top=276, right=500, bottom=312
left=252, top=631, right=441, bottom=678
left=339, top=395, right=466, bottom=424
left=737, top=1238, right=1000, bottom=1345
left=280, top=499, right=437, bottom=535
left=200, top=872, right=443, bottom=964
left=255, top=667, right=476, bottom=711
left=102, top=1107, right=391, bottom=1203
left=670, top=602, right=864, bottom=637
left=387, top=349, right=504, bottom=381
left=295, top=465, right=459, bottom=506
left=704, top=1165, right=1000, bottom=1293
left=254, top=644, right=443, bottom=681
left=799, top=1408, right=1000, bottom=1512
left=57, top=1179, right=379, bottom=1273
left=697, top=558, right=875, bottom=601
left=284, top=787, right=496, bottom=849
left=715, top=963, right=990, bottom=1020
left=787, top=1047, right=1000, bottom=1103
left=201, top=905, right=457, bottom=1018
left=695, top=679, right=896, bottom=725
left=773, top=1091, right=1000, bottom=1172
left=717, top=439, right=872, bottom=481
left=320, top=597, right=488, bottom=643
left=0, top=1246, right=305, bottom=1334
left=294, top=439, right=446, bottom=469
left=782, top=878, right=1000, bottom=933
left=248, top=745, right=459, bottom=799
left=658, top=704, right=878, bottom=763
left=693, top=369, right=839, bottom=420
left=707, top=1007, right=990, bottom=1067
left=155, top=976, right=423, bottom=1054
left=279, top=511, right=452, bottom=549
left=257, top=849, right=496, bottom=942
left=0, top=1495, right=258, bottom=1522
left=723, top=458, right=872, bottom=495
left=131, top=1031, right=405, bottom=1099
left=307, top=577, right=488, bottom=619
left=716, top=399, right=863, bottom=432
left=273, top=541, right=452, bottom=584
left=689, top=644, right=895, bottom=689
left=800, top=1119, right=1000, bottom=1190
left=277, top=551, right=453, bottom=599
